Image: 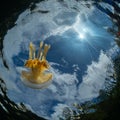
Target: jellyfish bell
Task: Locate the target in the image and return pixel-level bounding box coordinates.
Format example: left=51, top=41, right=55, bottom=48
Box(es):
left=21, top=69, right=53, bottom=89
left=20, top=41, right=53, bottom=89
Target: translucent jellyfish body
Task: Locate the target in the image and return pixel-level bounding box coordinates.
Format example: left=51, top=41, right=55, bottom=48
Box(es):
left=21, top=41, right=53, bottom=89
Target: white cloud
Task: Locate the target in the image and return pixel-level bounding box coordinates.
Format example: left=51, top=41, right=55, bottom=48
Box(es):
left=51, top=104, right=70, bottom=120
left=0, top=58, right=21, bottom=93
left=78, top=51, right=113, bottom=101
left=42, top=66, right=79, bottom=104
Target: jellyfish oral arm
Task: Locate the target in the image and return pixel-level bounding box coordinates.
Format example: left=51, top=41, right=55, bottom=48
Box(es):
left=42, top=44, right=51, bottom=60
left=37, top=41, right=43, bottom=60
left=29, top=42, right=36, bottom=59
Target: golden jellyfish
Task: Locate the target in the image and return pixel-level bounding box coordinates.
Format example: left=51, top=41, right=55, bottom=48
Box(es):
left=21, top=41, right=53, bottom=89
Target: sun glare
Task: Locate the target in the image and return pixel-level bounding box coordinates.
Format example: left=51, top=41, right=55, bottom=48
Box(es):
left=79, top=33, right=85, bottom=39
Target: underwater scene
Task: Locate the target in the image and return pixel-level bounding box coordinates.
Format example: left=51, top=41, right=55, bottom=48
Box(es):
left=0, top=0, right=120, bottom=120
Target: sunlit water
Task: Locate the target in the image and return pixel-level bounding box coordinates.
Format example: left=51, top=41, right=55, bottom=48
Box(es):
left=0, top=0, right=120, bottom=119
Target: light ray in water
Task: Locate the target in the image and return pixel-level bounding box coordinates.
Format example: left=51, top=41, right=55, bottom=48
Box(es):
left=86, top=39, right=99, bottom=53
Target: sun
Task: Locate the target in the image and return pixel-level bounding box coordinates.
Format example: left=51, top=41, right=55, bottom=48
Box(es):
left=79, top=33, right=85, bottom=39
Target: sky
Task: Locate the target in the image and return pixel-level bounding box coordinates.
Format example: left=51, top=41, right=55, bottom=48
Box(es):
left=0, top=0, right=118, bottom=119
